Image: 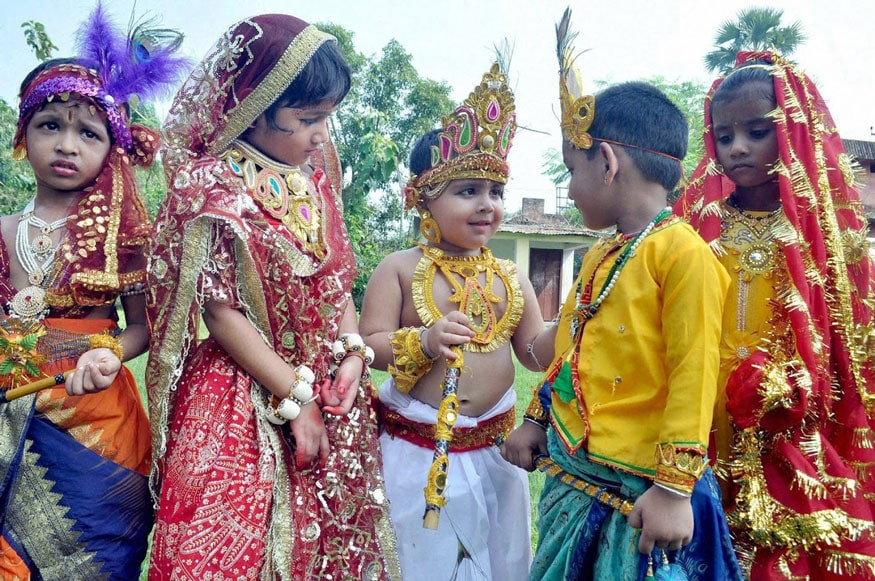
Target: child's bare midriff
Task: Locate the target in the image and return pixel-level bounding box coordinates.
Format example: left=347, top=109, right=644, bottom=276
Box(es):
left=407, top=344, right=516, bottom=417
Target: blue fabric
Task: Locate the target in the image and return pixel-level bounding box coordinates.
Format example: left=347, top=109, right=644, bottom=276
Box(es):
left=530, top=429, right=743, bottom=581
left=1, top=411, right=152, bottom=580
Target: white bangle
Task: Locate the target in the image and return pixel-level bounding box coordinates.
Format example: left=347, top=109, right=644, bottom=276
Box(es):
left=653, top=482, right=692, bottom=498
left=265, top=364, right=317, bottom=424
left=418, top=327, right=438, bottom=360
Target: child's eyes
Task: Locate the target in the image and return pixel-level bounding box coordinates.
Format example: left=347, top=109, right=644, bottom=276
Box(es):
left=716, top=135, right=732, bottom=145
left=38, top=121, right=59, bottom=131
left=490, top=188, right=504, bottom=199
left=749, top=128, right=771, bottom=139
left=300, top=116, right=328, bottom=127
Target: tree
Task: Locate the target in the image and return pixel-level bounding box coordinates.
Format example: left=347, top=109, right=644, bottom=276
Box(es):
left=0, top=98, right=36, bottom=215
left=21, top=21, right=58, bottom=62
left=318, top=23, right=454, bottom=306
left=704, top=7, right=805, bottom=74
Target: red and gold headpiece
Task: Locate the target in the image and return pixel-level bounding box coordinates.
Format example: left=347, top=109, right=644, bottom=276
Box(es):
left=556, top=8, right=594, bottom=150
left=403, top=62, right=516, bottom=210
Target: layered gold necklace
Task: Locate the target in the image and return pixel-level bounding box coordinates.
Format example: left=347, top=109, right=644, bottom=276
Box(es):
left=223, top=140, right=325, bottom=259
left=412, top=244, right=522, bottom=353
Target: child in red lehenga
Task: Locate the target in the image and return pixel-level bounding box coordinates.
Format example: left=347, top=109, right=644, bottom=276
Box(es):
left=146, top=14, right=399, bottom=580
left=676, top=51, right=875, bottom=579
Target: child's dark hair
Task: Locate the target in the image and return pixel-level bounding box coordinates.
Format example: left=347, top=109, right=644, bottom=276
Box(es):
left=264, top=41, right=351, bottom=130
left=711, top=62, right=776, bottom=109
left=585, top=81, right=687, bottom=190
left=409, top=129, right=441, bottom=175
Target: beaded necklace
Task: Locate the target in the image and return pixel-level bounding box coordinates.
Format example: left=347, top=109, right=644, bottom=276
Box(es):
left=569, top=207, right=673, bottom=339
left=9, top=199, right=67, bottom=319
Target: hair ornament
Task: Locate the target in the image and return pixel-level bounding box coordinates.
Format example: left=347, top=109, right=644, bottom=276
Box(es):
left=404, top=62, right=517, bottom=211
left=16, top=1, right=190, bottom=154
left=556, top=8, right=595, bottom=151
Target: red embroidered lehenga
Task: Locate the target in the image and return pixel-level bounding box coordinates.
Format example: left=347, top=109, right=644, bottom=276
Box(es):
left=676, top=52, right=875, bottom=578
left=146, top=15, right=398, bottom=580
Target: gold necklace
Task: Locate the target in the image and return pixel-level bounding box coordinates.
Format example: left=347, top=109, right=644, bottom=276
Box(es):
left=720, top=197, right=783, bottom=282
left=222, top=140, right=325, bottom=259
left=412, top=244, right=522, bottom=353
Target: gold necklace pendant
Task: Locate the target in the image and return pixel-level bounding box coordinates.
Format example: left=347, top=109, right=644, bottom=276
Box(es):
left=10, top=286, right=48, bottom=319
left=738, top=242, right=776, bottom=281
left=27, top=267, right=45, bottom=287
left=412, top=244, right=523, bottom=353
left=31, top=233, right=55, bottom=258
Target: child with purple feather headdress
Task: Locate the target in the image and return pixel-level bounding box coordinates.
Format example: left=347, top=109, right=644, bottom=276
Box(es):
left=0, top=2, right=189, bottom=578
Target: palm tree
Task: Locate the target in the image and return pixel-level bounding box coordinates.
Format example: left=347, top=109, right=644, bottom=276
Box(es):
left=704, top=7, right=806, bottom=74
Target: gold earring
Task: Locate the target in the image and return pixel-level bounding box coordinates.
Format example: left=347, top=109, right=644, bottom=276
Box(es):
left=419, top=210, right=441, bottom=244
left=12, top=141, right=27, bottom=161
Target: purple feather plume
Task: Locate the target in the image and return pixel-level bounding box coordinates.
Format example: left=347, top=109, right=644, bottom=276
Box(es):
left=75, top=1, right=190, bottom=105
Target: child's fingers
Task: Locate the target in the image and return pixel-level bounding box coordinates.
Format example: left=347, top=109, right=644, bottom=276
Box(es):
left=637, top=530, right=656, bottom=555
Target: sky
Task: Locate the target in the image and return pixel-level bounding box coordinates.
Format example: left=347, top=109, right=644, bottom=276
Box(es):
left=1, top=0, right=871, bottom=213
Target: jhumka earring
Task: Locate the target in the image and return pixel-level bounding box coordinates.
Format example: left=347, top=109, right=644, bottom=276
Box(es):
left=419, top=210, right=441, bottom=244
left=12, top=141, right=27, bottom=161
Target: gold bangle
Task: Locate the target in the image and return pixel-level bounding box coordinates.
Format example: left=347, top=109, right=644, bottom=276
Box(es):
left=524, top=382, right=548, bottom=424
left=387, top=326, right=435, bottom=393
left=654, top=442, right=707, bottom=495
left=88, top=333, right=124, bottom=361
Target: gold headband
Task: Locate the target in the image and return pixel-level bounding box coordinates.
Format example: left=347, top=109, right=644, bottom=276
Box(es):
left=404, top=62, right=516, bottom=210
left=556, top=8, right=595, bottom=150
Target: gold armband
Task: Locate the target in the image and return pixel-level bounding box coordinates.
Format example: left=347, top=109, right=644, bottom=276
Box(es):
left=88, top=333, right=124, bottom=361
left=387, top=326, right=436, bottom=393
left=654, top=442, right=708, bottom=495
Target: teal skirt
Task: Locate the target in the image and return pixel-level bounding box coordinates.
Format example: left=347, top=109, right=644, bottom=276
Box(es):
left=531, top=429, right=743, bottom=581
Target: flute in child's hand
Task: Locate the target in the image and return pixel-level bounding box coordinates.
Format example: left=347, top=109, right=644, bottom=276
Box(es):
left=0, top=371, right=73, bottom=403
left=423, top=346, right=464, bottom=530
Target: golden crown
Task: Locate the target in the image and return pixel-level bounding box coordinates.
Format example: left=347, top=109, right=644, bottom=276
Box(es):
left=404, top=62, right=517, bottom=210
left=556, top=8, right=595, bottom=150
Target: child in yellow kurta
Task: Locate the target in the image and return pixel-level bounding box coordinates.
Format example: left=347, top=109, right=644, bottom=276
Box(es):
left=500, top=10, right=742, bottom=580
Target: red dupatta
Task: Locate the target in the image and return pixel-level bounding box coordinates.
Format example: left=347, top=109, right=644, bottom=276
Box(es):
left=676, top=52, right=875, bottom=577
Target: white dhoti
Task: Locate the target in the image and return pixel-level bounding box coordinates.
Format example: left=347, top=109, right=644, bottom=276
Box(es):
left=379, top=380, right=531, bottom=581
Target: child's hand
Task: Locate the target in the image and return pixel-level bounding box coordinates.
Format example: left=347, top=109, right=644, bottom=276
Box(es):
left=66, top=348, right=121, bottom=396
left=423, top=311, right=475, bottom=360
left=320, top=356, right=363, bottom=416
left=500, top=421, right=548, bottom=471
left=291, top=400, right=329, bottom=469
left=628, top=485, right=694, bottom=554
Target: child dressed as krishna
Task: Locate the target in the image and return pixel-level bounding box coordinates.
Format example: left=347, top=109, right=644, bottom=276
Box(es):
left=360, top=61, right=552, bottom=580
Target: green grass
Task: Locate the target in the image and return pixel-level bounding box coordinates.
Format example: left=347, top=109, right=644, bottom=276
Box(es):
left=131, top=353, right=545, bottom=577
